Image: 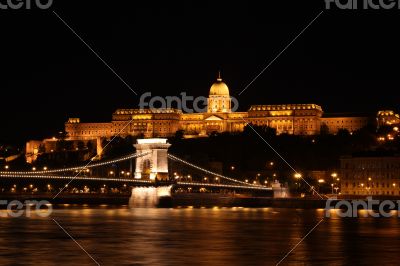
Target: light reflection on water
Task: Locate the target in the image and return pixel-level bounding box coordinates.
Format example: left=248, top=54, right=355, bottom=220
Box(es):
left=0, top=207, right=399, bottom=265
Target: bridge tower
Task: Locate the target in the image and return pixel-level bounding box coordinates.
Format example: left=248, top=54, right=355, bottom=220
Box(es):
left=134, top=138, right=171, bottom=181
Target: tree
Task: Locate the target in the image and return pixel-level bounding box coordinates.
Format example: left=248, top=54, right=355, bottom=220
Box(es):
left=38, top=144, right=46, bottom=153
left=337, top=128, right=350, bottom=138
left=174, top=130, right=185, bottom=140
left=86, top=141, right=94, bottom=152
left=242, top=124, right=276, bottom=138
left=320, top=123, right=330, bottom=135
left=77, top=141, right=85, bottom=150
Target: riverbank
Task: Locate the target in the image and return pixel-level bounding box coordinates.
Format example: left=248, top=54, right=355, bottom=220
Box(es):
left=2, top=193, right=400, bottom=209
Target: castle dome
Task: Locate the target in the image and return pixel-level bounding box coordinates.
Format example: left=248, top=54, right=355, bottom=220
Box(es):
left=209, top=72, right=229, bottom=96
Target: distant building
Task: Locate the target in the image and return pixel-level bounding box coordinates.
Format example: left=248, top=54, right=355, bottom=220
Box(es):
left=377, top=110, right=400, bottom=127
left=321, top=113, right=373, bottom=134
left=340, top=153, right=400, bottom=196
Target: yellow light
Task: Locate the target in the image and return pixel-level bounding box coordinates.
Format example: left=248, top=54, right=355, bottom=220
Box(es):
left=4, top=165, right=9, bottom=170
left=361, top=183, right=364, bottom=187
left=393, top=183, right=396, bottom=187
left=215, top=177, right=219, bottom=181
left=32, top=167, right=36, bottom=171
left=109, top=171, right=114, bottom=175
left=230, top=166, right=235, bottom=170
left=43, top=166, right=47, bottom=171
left=368, top=177, right=371, bottom=181
left=294, top=173, right=302, bottom=179
left=245, top=179, right=249, bottom=183
left=269, top=162, right=274, bottom=166
left=318, top=179, right=325, bottom=183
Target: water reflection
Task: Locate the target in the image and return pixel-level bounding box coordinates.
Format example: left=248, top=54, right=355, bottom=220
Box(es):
left=0, top=208, right=399, bottom=265
left=129, top=186, right=172, bottom=208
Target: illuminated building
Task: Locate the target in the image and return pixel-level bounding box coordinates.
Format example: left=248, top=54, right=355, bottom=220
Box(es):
left=340, top=153, right=400, bottom=196
left=377, top=110, right=400, bottom=127
left=26, top=73, right=390, bottom=157
left=64, top=74, right=374, bottom=140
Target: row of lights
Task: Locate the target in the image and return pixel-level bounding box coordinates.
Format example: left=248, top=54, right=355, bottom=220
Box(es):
left=9, top=183, right=129, bottom=192
left=0, top=152, right=150, bottom=175
left=168, top=154, right=264, bottom=187
left=0, top=173, right=153, bottom=183
left=176, top=181, right=271, bottom=190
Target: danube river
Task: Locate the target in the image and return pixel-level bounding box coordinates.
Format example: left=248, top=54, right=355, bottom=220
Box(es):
left=0, top=206, right=399, bottom=265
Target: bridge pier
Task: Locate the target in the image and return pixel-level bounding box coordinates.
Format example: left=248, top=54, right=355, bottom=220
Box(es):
left=134, top=139, right=171, bottom=181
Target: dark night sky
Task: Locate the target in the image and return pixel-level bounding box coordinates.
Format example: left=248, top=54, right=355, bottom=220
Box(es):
left=0, top=1, right=399, bottom=144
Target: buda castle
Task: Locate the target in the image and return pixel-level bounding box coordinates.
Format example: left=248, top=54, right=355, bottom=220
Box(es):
left=65, top=74, right=373, bottom=140
left=26, top=73, right=399, bottom=159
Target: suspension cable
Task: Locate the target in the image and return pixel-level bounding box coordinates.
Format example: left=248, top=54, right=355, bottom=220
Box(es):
left=0, top=152, right=150, bottom=175
left=168, top=154, right=263, bottom=187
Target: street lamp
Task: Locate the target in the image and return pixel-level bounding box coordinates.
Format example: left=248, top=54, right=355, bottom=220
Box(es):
left=4, top=165, right=9, bottom=170
left=294, top=173, right=302, bottom=179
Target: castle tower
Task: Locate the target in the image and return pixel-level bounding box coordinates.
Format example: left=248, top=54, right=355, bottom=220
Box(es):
left=207, top=71, right=231, bottom=113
